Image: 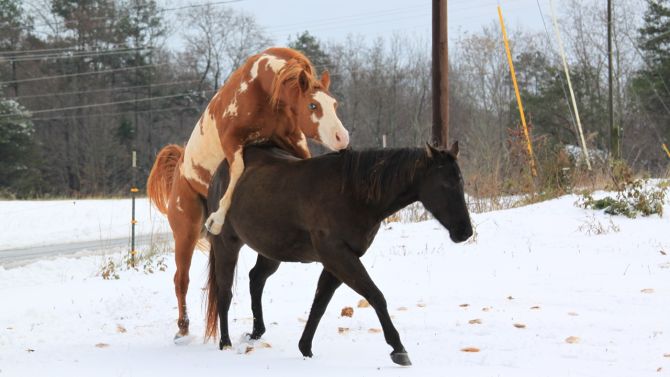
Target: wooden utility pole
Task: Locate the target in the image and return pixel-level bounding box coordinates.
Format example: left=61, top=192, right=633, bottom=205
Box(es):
left=608, top=0, right=621, bottom=160
left=432, top=0, right=448, bottom=147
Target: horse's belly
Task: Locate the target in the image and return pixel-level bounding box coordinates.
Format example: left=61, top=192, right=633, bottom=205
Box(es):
left=238, top=228, right=317, bottom=263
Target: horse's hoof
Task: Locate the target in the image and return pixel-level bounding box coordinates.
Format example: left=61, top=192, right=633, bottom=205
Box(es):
left=390, top=352, right=412, bottom=366
left=205, top=215, right=223, bottom=235
left=219, top=339, right=232, bottom=350
left=173, top=332, right=193, bottom=345
left=247, top=331, right=264, bottom=340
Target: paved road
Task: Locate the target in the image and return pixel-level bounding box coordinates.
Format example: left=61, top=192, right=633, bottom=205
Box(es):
left=0, top=233, right=172, bottom=268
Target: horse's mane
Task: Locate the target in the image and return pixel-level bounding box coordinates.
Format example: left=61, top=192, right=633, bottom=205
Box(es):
left=341, top=148, right=430, bottom=203
left=270, top=50, right=322, bottom=108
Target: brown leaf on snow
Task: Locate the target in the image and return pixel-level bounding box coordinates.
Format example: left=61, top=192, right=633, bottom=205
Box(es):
left=567, top=312, right=579, bottom=316
left=468, top=319, right=482, bottom=325
left=663, top=353, right=670, bottom=358
left=357, top=299, right=370, bottom=308
left=95, top=343, right=110, bottom=348
left=530, top=306, right=541, bottom=310
left=340, top=307, right=354, bottom=317
left=482, top=306, right=492, bottom=312
left=660, top=250, right=667, bottom=256
left=368, top=328, right=382, bottom=333
left=297, top=317, right=307, bottom=323
left=260, top=342, right=272, bottom=348
left=461, top=347, right=480, bottom=353
left=417, top=303, right=427, bottom=308
left=26, top=348, right=35, bottom=353
left=116, top=324, right=127, bottom=333
left=244, top=346, right=254, bottom=354
left=565, top=336, right=580, bottom=344
left=397, top=306, right=408, bottom=311
left=641, top=288, right=655, bottom=294
left=459, top=303, right=469, bottom=308
left=507, top=296, right=514, bottom=300
left=657, top=367, right=662, bottom=373
left=338, top=327, right=350, bottom=334
left=513, top=323, right=526, bottom=329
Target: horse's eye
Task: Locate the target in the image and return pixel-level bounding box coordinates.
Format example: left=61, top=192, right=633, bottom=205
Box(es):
left=308, top=103, right=317, bottom=111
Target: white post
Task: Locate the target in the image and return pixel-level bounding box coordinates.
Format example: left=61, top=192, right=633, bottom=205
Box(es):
left=382, top=134, right=387, bottom=148
left=549, top=0, right=592, bottom=170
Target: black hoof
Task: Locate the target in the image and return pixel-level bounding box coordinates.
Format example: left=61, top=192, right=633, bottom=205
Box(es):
left=390, top=352, right=412, bottom=366
left=219, top=338, right=232, bottom=350
left=298, top=342, right=313, bottom=358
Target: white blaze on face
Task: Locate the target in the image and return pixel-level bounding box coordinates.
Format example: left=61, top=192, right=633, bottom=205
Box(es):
left=312, top=91, right=349, bottom=150
left=249, top=54, right=287, bottom=81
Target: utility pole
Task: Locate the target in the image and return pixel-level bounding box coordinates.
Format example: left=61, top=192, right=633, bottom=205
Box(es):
left=608, top=0, right=620, bottom=160
left=432, top=0, right=448, bottom=148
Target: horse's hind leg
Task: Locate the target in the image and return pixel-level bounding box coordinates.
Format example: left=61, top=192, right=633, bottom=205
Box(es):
left=167, top=176, right=204, bottom=340
left=317, top=240, right=411, bottom=366
left=298, top=268, right=342, bottom=358
left=248, top=254, right=280, bottom=340
left=212, top=224, right=242, bottom=349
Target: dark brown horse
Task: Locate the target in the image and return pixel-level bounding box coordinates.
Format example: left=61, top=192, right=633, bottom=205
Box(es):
left=204, top=142, right=473, bottom=366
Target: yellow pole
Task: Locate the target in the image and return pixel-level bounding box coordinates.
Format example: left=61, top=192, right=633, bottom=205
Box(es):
left=497, top=5, right=537, bottom=177
left=663, top=143, right=670, bottom=158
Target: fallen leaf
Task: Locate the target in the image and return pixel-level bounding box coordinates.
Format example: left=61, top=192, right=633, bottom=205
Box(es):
left=565, top=336, right=580, bottom=344
left=397, top=306, right=408, bottom=311
left=26, top=348, right=35, bottom=353
left=260, top=342, right=272, bottom=348
left=297, top=317, right=307, bottom=323
left=116, top=324, right=127, bottom=333
left=95, top=343, right=110, bottom=348
left=482, top=306, right=492, bottom=312
left=338, top=327, right=350, bottom=334
left=567, top=312, right=579, bottom=316
left=513, top=323, right=526, bottom=329
left=657, top=367, right=662, bottom=372
left=641, top=288, right=655, bottom=294
left=459, top=303, right=469, bottom=308
left=468, top=319, right=482, bottom=325
left=461, top=347, right=480, bottom=353
left=507, top=296, right=514, bottom=300
left=340, top=307, right=354, bottom=317
left=530, top=306, right=541, bottom=310
left=244, top=346, right=254, bottom=354
left=6, top=327, right=13, bottom=330
left=664, top=353, right=670, bottom=358
left=368, top=328, right=382, bottom=333
left=357, top=299, right=370, bottom=308
left=417, top=303, right=426, bottom=308
left=660, top=250, right=667, bottom=256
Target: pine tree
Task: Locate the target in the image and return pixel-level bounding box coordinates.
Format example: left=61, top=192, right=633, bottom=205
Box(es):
left=288, top=31, right=332, bottom=73
left=0, top=97, right=39, bottom=197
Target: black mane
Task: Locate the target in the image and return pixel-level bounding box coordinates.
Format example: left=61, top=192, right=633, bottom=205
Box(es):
left=340, top=147, right=430, bottom=203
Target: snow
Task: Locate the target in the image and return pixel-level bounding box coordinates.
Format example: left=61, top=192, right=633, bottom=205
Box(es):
left=1, top=192, right=670, bottom=376
left=0, top=198, right=170, bottom=250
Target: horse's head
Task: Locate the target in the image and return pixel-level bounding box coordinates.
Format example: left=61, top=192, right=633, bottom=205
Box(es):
left=272, top=66, right=349, bottom=151
left=418, top=142, right=473, bottom=243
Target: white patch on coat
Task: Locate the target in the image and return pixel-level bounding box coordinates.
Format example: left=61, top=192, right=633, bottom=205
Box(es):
left=296, top=131, right=308, bottom=152
left=182, top=107, right=225, bottom=189
left=239, top=81, right=248, bottom=93
left=223, top=100, right=238, bottom=117
left=176, top=196, right=183, bottom=212
left=312, top=91, right=349, bottom=150
left=249, top=54, right=287, bottom=81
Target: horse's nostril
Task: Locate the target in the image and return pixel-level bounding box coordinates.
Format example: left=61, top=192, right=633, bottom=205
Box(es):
left=335, top=133, right=341, bottom=142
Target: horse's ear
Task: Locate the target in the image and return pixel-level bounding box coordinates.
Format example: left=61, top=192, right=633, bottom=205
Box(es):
left=449, top=141, right=459, bottom=158
left=425, top=142, right=439, bottom=158
left=298, top=70, right=310, bottom=93
left=320, top=70, right=331, bottom=90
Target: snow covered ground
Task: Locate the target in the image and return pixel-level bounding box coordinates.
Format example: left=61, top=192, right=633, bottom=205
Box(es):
left=1, top=192, right=669, bottom=376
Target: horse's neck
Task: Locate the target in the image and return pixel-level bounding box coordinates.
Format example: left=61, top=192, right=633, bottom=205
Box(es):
left=371, top=162, right=425, bottom=222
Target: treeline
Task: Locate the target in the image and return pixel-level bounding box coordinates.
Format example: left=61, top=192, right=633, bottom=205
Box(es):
left=0, top=0, right=668, bottom=198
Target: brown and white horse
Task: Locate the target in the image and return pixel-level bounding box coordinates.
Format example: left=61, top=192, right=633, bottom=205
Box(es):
left=147, top=47, right=349, bottom=339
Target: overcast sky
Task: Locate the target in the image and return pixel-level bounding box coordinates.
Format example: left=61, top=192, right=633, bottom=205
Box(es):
left=161, top=0, right=575, bottom=48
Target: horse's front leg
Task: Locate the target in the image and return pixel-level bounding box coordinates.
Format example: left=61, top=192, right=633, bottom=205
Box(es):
left=205, top=145, right=244, bottom=235
left=316, top=239, right=411, bottom=366
left=248, top=254, right=281, bottom=340
left=298, top=268, right=342, bottom=357
left=212, top=226, right=242, bottom=350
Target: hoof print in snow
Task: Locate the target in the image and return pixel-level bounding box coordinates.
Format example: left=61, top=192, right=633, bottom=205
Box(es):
left=641, top=288, right=655, bottom=294
left=468, top=319, right=482, bottom=325
left=340, top=307, right=354, bottom=317
left=95, top=343, right=110, bottom=348
left=357, top=299, right=370, bottom=308
left=565, top=336, right=580, bottom=344
left=513, top=323, right=526, bottom=329
left=461, top=347, right=480, bottom=353
left=338, top=327, right=350, bottom=334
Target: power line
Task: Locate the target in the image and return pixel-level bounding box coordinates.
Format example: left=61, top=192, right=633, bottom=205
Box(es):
left=0, top=47, right=152, bottom=63
left=31, top=103, right=207, bottom=122
left=0, top=62, right=167, bottom=85
left=12, top=79, right=200, bottom=100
